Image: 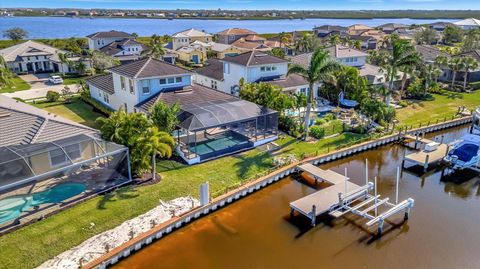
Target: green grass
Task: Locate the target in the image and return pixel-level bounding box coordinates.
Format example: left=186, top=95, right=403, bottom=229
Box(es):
left=32, top=97, right=104, bottom=128
left=0, top=76, right=31, bottom=93
left=0, top=132, right=367, bottom=269
left=396, top=90, right=480, bottom=128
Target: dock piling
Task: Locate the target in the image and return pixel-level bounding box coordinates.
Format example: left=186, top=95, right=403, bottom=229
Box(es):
left=311, top=205, right=317, bottom=226
left=395, top=167, right=400, bottom=204
left=424, top=155, right=430, bottom=172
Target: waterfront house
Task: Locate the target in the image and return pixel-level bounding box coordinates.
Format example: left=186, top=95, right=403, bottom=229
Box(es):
left=347, top=24, right=374, bottom=36
left=0, top=40, right=89, bottom=74
left=313, top=25, right=348, bottom=38
left=378, top=23, right=409, bottom=34
left=86, top=57, right=278, bottom=164
left=453, top=18, right=480, bottom=30
left=87, top=30, right=145, bottom=61
left=231, top=38, right=273, bottom=53
left=348, top=35, right=377, bottom=50
left=428, top=22, right=454, bottom=32
left=171, top=28, right=213, bottom=51
left=0, top=95, right=131, bottom=230
left=217, top=28, right=257, bottom=44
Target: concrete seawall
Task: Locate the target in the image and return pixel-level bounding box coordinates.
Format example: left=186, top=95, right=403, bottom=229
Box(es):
left=84, top=116, right=472, bottom=269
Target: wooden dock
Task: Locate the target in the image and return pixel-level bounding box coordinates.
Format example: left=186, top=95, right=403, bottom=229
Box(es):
left=402, top=134, right=449, bottom=172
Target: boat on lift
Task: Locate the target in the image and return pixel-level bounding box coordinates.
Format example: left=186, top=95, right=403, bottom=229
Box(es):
left=444, top=108, right=480, bottom=171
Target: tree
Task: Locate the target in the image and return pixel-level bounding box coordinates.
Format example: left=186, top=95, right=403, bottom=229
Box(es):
left=421, top=63, right=442, bottom=96
left=443, top=25, right=464, bottom=45
left=462, top=30, right=480, bottom=52
left=447, top=57, right=463, bottom=90
left=328, top=34, right=341, bottom=46
left=46, top=91, right=60, bottom=102
left=271, top=48, right=285, bottom=59
left=3, top=27, right=28, bottom=41
left=460, top=57, right=479, bottom=91
left=294, top=33, right=312, bottom=53
left=58, top=53, right=71, bottom=76
left=75, top=61, right=87, bottom=75
left=142, top=34, right=166, bottom=59
left=240, top=82, right=293, bottom=115
left=61, top=86, right=73, bottom=103
left=380, top=39, right=420, bottom=106
left=278, top=32, right=290, bottom=48
left=292, top=92, right=307, bottom=122
left=97, top=110, right=175, bottom=175
left=91, top=51, right=120, bottom=73
left=288, top=48, right=343, bottom=139
left=414, top=27, right=438, bottom=45
left=149, top=101, right=181, bottom=134
left=0, top=56, right=13, bottom=88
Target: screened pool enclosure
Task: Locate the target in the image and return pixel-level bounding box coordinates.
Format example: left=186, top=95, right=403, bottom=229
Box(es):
left=0, top=134, right=131, bottom=230
left=175, top=99, right=278, bottom=164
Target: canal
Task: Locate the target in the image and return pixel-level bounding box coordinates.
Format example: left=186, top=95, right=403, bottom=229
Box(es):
left=115, top=125, right=480, bottom=269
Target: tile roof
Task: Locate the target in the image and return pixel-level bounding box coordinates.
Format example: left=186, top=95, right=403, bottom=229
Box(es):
left=290, top=45, right=367, bottom=68
left=108, top=57, right=191, bottom=79
left=135, top=83, right=237, bottom=112
left=454, top=18, right=480, bottom=27
left=231, top=38, right=271, bottom=50
left=172, top=28, right=212, bottom=38
left=267, top=74, right=309, bottom=89
left=194, top=59, right=224, bottom=81
left=86, top=30, right=133, bottom=39
left=0, top=95, right=98, bottom=147
left=86, top=73, right=114, bottom=94
left=245, top=35, right=266, bottom=42
left=313, top=25, right=348, bottom=31
left=348, top=24, right=374, bottom=31
left=217, top=28, right=257, bottom=35
left=222, top=51, right=287, bottom=66
left=457, top=50, right=480, bottom=62
left=415, top=45, right=450, bottom=62
left=0, top=40, right=66, bottom=62
left=378, top=23, right=409, bottom=29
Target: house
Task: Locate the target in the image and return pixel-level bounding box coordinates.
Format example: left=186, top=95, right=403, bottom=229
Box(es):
left=359, top=29, right=387, bottom=43
left=0, top=40, right=88, bottom=74
left=0, top=95, right=131, bottom=229
left=194, top=58, right=225, bottom=90
left=87, top=30, right=145, bottom=61
left=444, top=50, right=480, bottom=83
left=324, top=45, right=368, bottom=67
left=348, top=35, right=377, bottom=50
left=313, top=25, right=348, bottom=38
left=453, top=18, right=480, bottom=30
left=208, top=42, right=241, bottom=58
left=87, top=30, right=134, bottom=50
left=378, top=23, right=409, bottom=34
left=174, top=42, right=208, bottom=64
left=347, top=24, right=374, bottom=36
left=171, top=28, right=213, bottom=51
left=231, top=38, right=273, bottom=53
left=429, top=22, right=454, bottom=32
left=220, top=51, right=289, bottom=95
left=86, top=58, right=278, bottom=165
left=217, top=28, right=257, bottom=44
left=415, top=45, right=449, bottom=64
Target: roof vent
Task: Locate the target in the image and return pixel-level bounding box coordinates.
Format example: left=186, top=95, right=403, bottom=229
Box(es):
left=0, top=112, right=11, bottom=118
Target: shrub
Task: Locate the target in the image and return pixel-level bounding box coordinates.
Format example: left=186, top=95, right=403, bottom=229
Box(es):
left=323, top=113, right=336, bottom=122
left=315, top=118, right=326, bottom=125
left=309, top=125, right=325, bottom=139
left=398, top=100, right=408, bottom=108
left=46, top=91, right=60, bottom=102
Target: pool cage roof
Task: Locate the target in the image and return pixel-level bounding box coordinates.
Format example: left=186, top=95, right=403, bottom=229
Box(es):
left=177, top=99, right=277, bottom=131
left=0, top=134, right=128, bottom=192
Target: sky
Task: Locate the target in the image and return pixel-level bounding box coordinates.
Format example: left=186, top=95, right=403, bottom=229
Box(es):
left=1, top=0, right=479, bottom=10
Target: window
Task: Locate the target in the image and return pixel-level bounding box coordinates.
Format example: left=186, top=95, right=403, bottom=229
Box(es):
left=272, top=66, right=277, bottom=71
left=103, top=94, right=109, bottom=103
left=65, top=144, right=81, bottom=160
left=224, top=63, right=230, bottom=74
left=120, top=76, right=126, bottom=91
left=129, top=79, right=135, bottom=94
left=142, top=80, right=150, bottom=94
left=211, top=80, right=217, bottom=89
left=261, top=66, right=266, bottom=71
left=124, top=103, right=128, bottom=111
left=175, top=77, right=182, bottom=83
left=160, top=78, right=167, bottom=85
left=167, top=77, right=174, bottom=84
left=49, top=148, right=67, bottom=167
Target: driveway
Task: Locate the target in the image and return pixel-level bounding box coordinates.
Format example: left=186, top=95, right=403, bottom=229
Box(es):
left=2, top=74, right=80, bottom=100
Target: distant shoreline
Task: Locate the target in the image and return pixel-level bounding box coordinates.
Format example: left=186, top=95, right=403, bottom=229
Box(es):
left=0, top=14, right=471, bottom=21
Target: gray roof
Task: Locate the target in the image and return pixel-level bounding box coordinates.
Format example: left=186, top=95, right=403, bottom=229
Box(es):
left=0, top=95, right=98, bottom=147
left=267, top=74, right=309, bottom=89
left=87, top=30, right=133, bottom=39
left=415, top=45, right=450, bottom=62
left=457, top=50, right=480, bottom=62
left=314, top=25, right=348, bottom=31
left=109, top=57, right=191, bottom=79
left=0, top=40, right=67, bottom=62
left=222, top=51, right=287, bottom=67
left=194, top=59, right=224, bottom=81
left=290, top=45, right=367, bottom=68
left=86, top=73, right=114, bottom=94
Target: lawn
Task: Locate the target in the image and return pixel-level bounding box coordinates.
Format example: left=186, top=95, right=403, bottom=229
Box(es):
left=62, top=75, right=89, bottom=85
left=0, top=76, right=31, bottom=93
left=32, top=97, right=105, bottom=128
left=396, top=90, right=480, bottom=128
left=0, top=132, right=368, bottom=269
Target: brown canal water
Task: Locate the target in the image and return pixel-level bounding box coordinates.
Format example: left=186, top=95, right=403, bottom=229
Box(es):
left=115, top=125, right=480, bottom=269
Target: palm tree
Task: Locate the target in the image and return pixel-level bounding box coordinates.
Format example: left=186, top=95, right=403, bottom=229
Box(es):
left=278, top=32, right=290, bottom=48
left=293, top=92, right=307, bottom=122
left=398, top=65, right=415, bottom=99
left=447, top=57, right=463, bottom=90
left=58, top=52, right=70, bottom=76
left=329, top=34, right=341, bottom=46
left=460, top=57, right=479, bottom=91
left=288, top=48, right=343, bottom=140
left=0, top=55, right=13, bottom=88
left=295, top=33, right=311, bottom=54
left=144, top=127, right=175, bottom=181
left=422, top=63, right=442, bottom=95
left=382, top=39, right=420, bottom=106
left=143, top=34, right=166, bottom=59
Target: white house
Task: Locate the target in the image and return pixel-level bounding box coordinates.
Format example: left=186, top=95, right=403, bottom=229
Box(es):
left=453, top=18, right=480, bottom=30
left=171, top=28, right=213, bottom=51
left=87, top=30, right=145, bottom=61
left=86, top=57, right=192, bottom=112
left=0, top=40, right=88, bottom=74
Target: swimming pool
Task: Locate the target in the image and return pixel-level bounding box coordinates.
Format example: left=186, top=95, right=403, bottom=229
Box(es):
left=189, top=131, right=252, bottom=158
left=0, top=182, right=86, bottom=225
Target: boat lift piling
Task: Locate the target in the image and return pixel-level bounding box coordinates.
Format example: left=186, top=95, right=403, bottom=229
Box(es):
left=290, top=162, right=415, bottom=237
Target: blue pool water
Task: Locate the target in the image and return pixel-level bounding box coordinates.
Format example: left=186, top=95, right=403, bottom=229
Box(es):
left=190, top=131, right=250, bottom=156
left=0, top=182, right=86, bottom=224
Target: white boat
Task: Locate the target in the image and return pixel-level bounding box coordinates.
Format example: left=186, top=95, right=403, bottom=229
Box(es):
left=444, top=108, right=480, bottom=170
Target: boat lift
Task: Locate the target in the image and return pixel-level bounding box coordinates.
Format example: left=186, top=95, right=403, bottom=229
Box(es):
left=290, top=161, right=415, bottom=236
